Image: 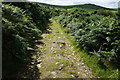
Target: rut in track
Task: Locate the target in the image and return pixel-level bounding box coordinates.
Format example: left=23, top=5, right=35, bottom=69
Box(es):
left=35, top=19, right=95, bottom=78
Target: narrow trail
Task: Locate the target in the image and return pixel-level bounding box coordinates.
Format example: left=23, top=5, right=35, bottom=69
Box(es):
left=35, top=19, right=95, bottom=78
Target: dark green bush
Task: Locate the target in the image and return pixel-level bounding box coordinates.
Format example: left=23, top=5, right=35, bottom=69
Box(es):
left=94, top=9, right=115, bottom=17
left=55, top=9, right=120, bottom=68
left=2, top=3, right=52, bottom=77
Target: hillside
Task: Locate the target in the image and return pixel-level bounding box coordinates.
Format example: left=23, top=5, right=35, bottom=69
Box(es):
left=2, top=2, right=119, bottom=79
left=39, top=3, right=115, bottom=10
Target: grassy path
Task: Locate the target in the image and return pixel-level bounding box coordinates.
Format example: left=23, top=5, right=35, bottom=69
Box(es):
left=35, top=19, right=95, bottom=78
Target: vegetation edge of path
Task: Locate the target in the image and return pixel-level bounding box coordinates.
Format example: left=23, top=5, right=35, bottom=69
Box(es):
left=54, top=19, right=118, bottom=78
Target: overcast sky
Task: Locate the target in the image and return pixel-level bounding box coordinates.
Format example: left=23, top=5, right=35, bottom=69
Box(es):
left=28, top=0, right=120, bottom=8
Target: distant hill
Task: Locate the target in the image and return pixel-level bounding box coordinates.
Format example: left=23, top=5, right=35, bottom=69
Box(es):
left=39, top=3, right=115, bottom=10
left=64, top=4, right=114, bottom=10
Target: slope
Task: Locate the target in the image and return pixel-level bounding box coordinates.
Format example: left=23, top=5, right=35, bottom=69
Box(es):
left=39, top=3, right=115, bottom=10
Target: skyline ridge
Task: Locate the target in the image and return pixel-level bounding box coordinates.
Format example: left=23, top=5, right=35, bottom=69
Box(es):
left=28, top=0, right=119, bottom=8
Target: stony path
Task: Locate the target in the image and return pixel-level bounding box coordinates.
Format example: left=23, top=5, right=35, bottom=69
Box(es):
left=35, top=19, right=95, bottom=78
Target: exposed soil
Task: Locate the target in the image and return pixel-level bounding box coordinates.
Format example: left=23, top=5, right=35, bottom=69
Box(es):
left=33, top=19, right=95, bottom=78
